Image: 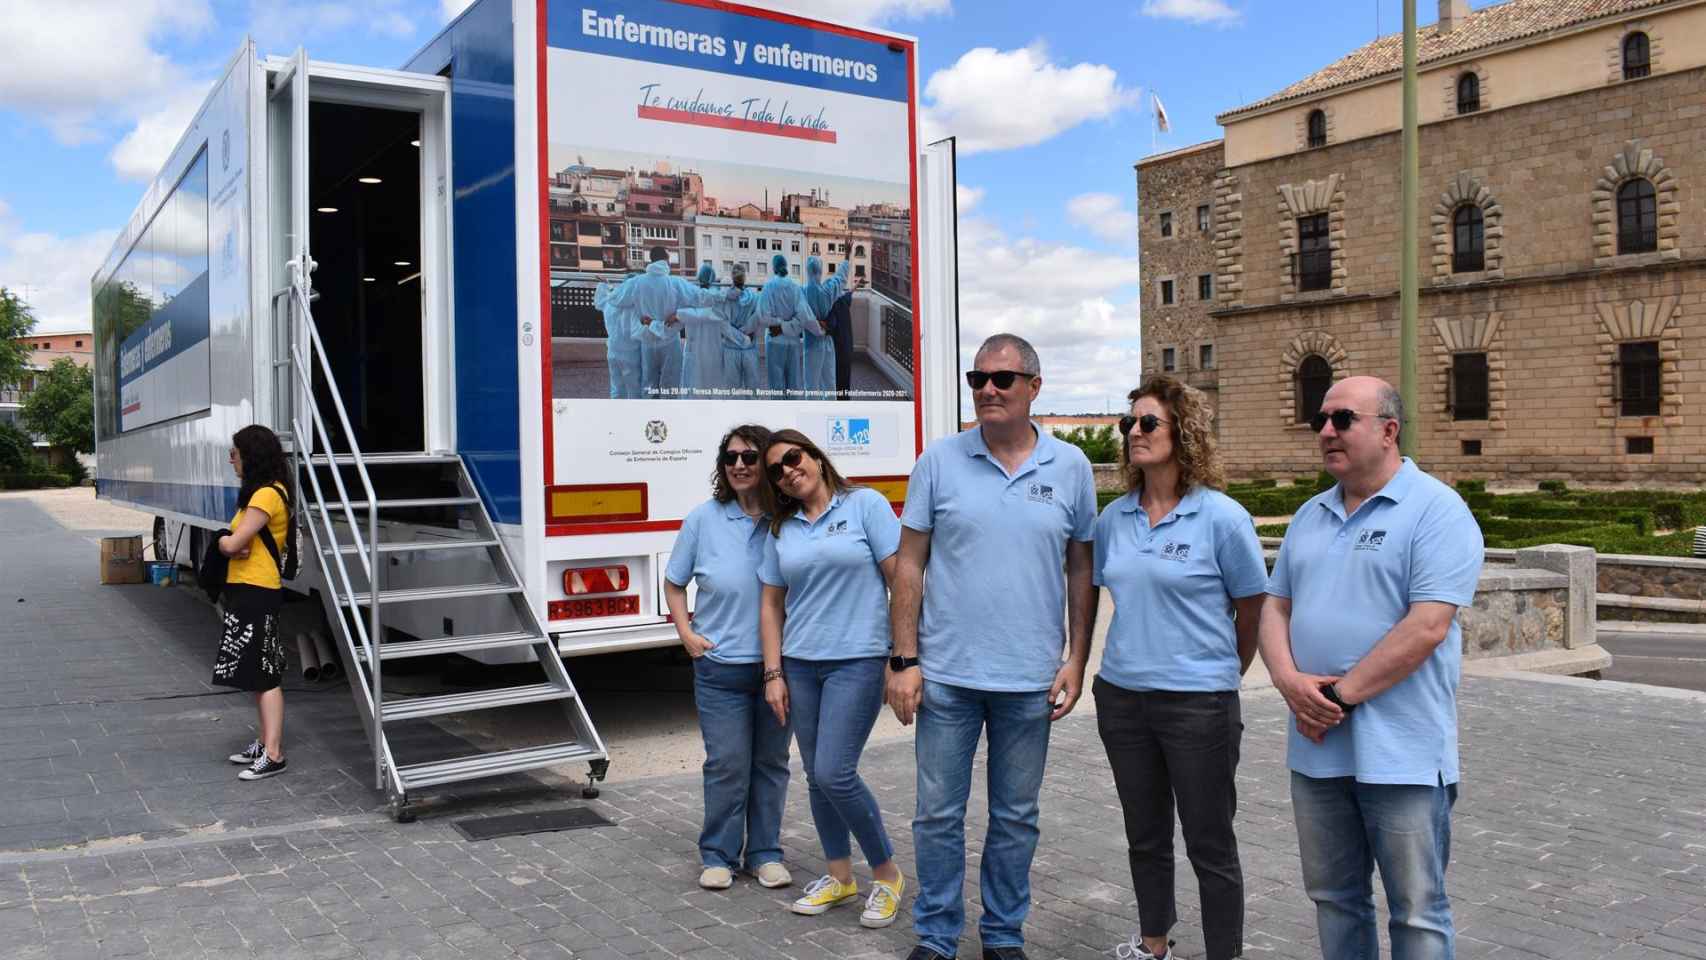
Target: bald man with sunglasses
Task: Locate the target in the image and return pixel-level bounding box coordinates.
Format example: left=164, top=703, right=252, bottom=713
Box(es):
left=1259, top=376, right=1483, bottom=960
left=889, top=333, right=1097, bottom=960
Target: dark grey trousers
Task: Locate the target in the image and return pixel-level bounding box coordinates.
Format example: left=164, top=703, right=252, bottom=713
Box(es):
left=1094, top=677, right=1245, bottom=960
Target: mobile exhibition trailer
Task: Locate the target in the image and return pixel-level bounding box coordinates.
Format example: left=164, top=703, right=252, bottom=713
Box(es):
left=92, top=0, right=960, bottom=815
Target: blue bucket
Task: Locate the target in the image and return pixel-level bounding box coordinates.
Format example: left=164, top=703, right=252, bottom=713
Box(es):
left=147, top=561, right=176, bottom=586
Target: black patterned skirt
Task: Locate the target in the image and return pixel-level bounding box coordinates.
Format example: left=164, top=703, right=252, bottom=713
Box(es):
left=212, top=585, right=286, bottom=691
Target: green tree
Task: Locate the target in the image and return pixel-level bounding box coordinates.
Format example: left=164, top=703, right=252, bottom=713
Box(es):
left=21, top=357, right=95, bottom=453
left=1057, top=424, right=1121, bottom=464
left=0, top=287, right=37, bottom=391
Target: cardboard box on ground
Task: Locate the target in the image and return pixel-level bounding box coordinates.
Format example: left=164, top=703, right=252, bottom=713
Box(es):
left=100, top=535, right=145, bottom=584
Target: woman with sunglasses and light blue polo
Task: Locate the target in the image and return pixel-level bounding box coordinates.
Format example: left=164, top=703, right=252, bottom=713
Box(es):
left=758, top=428, right=908, bottom=930
left=1094, top=375, right=1268, bottom=960
left=664, top=424, right=795, bottom=894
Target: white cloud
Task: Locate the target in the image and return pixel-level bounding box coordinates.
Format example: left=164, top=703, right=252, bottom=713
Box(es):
left=743, top=0, right=950, bottom=24
left=442, top=0, right=477, bottom=19
left=0, top=208, right=118, bottom=335
left=249, top=2, right=417, bottom=47
left=955, top=184, right=985, bottom=214
left=922, top=43, right=1139, bottom=154
left=1140, top=0, right=1242, bottom=25
left=1066, top=192, right=1140, bottom=246
left=0, top=0, right=211, bottom=144
left=954, top=215, right=1143, bottom=410
left=109, top=85, right=212, bottom=183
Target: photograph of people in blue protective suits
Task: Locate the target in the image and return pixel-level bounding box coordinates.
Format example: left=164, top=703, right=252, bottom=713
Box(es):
left=542, top=150, right=916, bottom=403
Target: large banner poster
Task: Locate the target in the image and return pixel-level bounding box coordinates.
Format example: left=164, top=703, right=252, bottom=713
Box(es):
left=543, top=0, right=920, bottom=525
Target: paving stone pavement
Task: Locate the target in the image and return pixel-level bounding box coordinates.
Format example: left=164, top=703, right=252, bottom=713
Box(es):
left=5, top=493, right=1706, bottom=959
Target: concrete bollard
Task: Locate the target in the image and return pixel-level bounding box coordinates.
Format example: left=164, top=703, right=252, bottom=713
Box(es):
left=1513, top=544, right=1596, bottom=650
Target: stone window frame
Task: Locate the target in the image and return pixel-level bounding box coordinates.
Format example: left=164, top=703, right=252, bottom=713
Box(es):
left=1594, top=296, right=1682, bottom=427
left=1443, top=63, right=1490, bottom=116
left=1158, top=209, right=1175, bottom=239
left=1161, top=346, right=1178, bottom=373
left=1278, top=330, right=1347, bottom=428
left=1431, top=172, right=1503, bottom=283
left=1432, top=312, right=1506, bottom=431
left=1608, top=21, right=1660, bottom=83
left=1156, top=275, right=1177, bottom=307
left=1197, top=273, right=1214, bottom=301
left=1591, top=140, right=1679, bottom=267
left=1198, top=342, right=1215, bottom=370
left=1301, top=107, right=1331, bottom=150
left=1277, top=174, right=1346, bottom=301
left=1196, top=203, right=1211, bottom=233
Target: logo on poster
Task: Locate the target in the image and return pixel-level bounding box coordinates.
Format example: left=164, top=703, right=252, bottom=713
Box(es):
left=827, top=418, right=870, bottom=447
left=644, top=420, right=668, bottom=444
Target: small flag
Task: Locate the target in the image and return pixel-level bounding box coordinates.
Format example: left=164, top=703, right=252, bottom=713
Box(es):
left=1152, top=93, right=1171, bottom=133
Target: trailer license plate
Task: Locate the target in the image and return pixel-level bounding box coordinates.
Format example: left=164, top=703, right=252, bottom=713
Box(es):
left=556, top=595, right=639, bottom=619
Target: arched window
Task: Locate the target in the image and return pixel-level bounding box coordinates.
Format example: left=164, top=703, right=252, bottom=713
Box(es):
left=1623, top=32, right=1650, bottom=80
left=1306, top=109, right=1326, bottom=148
left=1295, top=355, right=1333, bottom=424
left=1456, top=73, right=1480, bottom=113
left=854, top=244, right=865, bottom=257
left=1453, top=204, right=1484, bottom=272
left=1617, top=178, right=1657, bottom=254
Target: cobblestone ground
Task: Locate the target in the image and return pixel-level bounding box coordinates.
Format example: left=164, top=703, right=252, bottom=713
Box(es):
left=4, top=494, right=1706, bottom=959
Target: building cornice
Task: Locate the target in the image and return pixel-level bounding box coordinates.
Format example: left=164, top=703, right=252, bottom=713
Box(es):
left=1135, top=139, right=1224, bottom=169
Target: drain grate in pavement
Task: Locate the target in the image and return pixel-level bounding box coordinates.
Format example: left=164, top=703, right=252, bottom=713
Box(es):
left=451, top=806, right=614, bottom=842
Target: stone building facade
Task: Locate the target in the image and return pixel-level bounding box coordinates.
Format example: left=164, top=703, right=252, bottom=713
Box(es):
left=1136, top=141, right=1226, bottom=414
left=1137, top=0, right=1706, bottom=483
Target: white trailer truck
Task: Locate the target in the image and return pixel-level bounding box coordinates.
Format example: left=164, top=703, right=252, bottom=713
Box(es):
left=91, top=0, right=960, bottom=818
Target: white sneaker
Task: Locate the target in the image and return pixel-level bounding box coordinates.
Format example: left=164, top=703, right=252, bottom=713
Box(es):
left=753, top=862, right=792, bottom=888
left=699, top=866, right=733, bottom=890
left=1115, top=935, right=1170, bottom=959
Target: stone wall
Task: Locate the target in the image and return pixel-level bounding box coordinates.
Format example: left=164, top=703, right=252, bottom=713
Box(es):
left=1144, top=63, right=1706, bottom=483
left=1459, top=567, right=1571, bottom=659
left=1597, top=553, right=1706, bottom=599
left=1137, top=143, right=1225, bottom=411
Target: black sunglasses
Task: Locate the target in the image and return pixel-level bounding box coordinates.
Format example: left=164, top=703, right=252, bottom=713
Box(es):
left=1310, top=409, right=1391, bottom=433
left=965, top=369, right=1034, bottom=391
left=766, top=447, right=807, bottom=482
left=720, top=449, right=760, bottom=467
left=1118, top=414, right=1170, bottom=436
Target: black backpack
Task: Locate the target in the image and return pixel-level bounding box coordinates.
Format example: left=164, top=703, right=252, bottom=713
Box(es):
left=197, top=483, right=297, bottom=601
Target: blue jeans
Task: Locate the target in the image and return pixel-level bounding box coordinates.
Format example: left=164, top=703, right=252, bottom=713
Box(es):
left=1290, top=772, right=1457, bottom=960
left=913, top=679, right=1053, bottom=956
left=784, top=656, right=893, bottom=867
left=693, top=658, right=791, bottom=871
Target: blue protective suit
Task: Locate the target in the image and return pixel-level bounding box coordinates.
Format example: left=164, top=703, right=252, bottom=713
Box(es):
left=721, top=276, right=761, bottom=396
left=755, top=254, right=822, bottom=399
left=801, top=257, right=849, bottom=401
left=628, top=259, right=722, bottom=399
left=676, top=264, right=752, bottom=398
left=594, top=277, right=642, bottom=399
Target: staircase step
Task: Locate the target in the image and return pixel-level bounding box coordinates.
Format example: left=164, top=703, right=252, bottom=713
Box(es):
left=396, top=741, right=599, bottom=790
left=305, top=453, right=460, bottom=465
left=308, top=496, right=479, bottom=511
left=346, top=582, right=523, bottom=605
left=1596, top=593, right=1706, bottom=616
left=322, top=538, right=499, bottom=556
left=381, top=683, right=574, bottom=722
left=358, top=631, right=543, bottom=661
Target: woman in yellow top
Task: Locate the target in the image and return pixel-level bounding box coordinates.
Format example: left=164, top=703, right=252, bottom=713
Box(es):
left=214, top=424, right=292, bottom=781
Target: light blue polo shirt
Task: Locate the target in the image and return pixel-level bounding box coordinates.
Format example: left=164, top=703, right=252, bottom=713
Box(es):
left=665, top=498, right=768, bottom=664
left=1094, top=486, right=1268, bottom=693
left=901, top=424, right=1097, bottom=693
left=1268, top=458, right=1484, bottom=785
left=758, top=487, right=901, bottom=661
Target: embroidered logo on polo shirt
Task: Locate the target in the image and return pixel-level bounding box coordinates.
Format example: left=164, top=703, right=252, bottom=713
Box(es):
left=1160, top=541, right=1192, bottom=562
left=825, top=519, right=849, bottom=535
left=1354, top=529, right=1388, bottom=551
left=1026, top=482, right=1055, bottom=504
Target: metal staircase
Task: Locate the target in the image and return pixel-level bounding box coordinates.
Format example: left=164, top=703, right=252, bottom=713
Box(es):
left=277, top=259, right=607, bottom=821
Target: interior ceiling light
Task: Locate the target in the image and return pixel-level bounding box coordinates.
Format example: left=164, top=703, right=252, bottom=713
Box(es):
left=410, top=139, right=421, bottom=147
left=316, top=206, right=338, bottom=213
left=358, top=176, right=383, bottom=184
left=394, top=260, right=411, bottom=266
left=363, top=277, right=377, bottom=282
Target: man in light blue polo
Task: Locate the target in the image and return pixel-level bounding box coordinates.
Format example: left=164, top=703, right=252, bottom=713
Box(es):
left=1258, top=376, right=1484, bottom=960
left=888, top=333, right=1098, bottom=960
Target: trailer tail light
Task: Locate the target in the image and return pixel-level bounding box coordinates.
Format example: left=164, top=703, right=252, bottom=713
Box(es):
left=851, top=476, right=908, bottom=514
left=547, top=483, right=648, bottom=523
left=550, top=596, right=640, bottom=620
left=564, top=565, right=630, bottom=596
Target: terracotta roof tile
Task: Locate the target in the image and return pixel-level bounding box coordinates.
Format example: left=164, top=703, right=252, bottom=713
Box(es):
left=1219, top=0, right=1669, bottom=120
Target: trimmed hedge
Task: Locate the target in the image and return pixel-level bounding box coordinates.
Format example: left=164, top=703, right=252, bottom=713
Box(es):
left=1538, top=479, right=1569, bottom=494
left=1654, top=500, right=1687, bottom=531
left=1454, top=479, right=1487, bottom=495
left=0, top=471, right=72, bottom=490
left=1256, top=523, right=1289, bottom=538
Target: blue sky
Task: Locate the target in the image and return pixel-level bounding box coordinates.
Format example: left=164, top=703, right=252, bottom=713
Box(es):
left=0, top=0, right=1451, bottom=413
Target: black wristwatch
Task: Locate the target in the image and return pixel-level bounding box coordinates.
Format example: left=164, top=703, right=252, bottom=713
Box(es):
left=1320, top=682, right=1358, bottom=715
left=888, top=655, right=920, bottom=671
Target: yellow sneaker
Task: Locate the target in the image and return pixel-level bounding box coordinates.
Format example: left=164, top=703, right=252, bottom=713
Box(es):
left=790, top=874, right=860, bottom=915
left=860, top=874, right=904, bottom=928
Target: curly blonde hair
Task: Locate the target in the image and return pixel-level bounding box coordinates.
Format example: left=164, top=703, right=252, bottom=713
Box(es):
left=1123, top=375, right=1226, bottom=498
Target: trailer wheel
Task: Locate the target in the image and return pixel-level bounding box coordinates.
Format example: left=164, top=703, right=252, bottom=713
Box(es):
left=151, top=516, right=168, bottom=563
